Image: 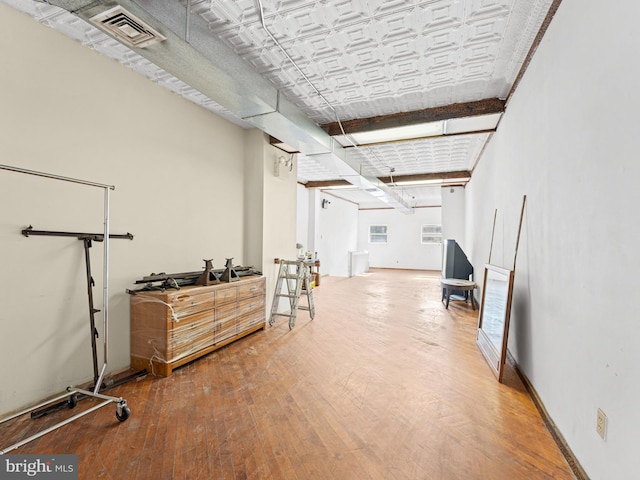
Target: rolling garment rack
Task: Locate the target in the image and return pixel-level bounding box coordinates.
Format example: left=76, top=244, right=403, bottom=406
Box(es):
left=0, top=164, right=132, bottom=455
left=22, top=226, right=146, bottom=419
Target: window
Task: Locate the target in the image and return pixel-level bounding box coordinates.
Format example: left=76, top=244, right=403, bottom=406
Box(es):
left=421, top=225, right=442, bottom=244
left=369, top=225, right=388, bottom=244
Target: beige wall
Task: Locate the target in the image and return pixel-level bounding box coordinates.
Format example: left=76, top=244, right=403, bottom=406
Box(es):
left=0, top=5, right=296, bottom=414
left=243, top=129, right=298, bottom=314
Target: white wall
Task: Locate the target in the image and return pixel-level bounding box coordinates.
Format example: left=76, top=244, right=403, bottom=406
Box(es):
left=296, top=183, right=310, bottom=251
left=441, top=186, right=467, bottom=250
left=315, top=193, right=359, bottom=277
left=298, top=187, right=363, bottom=278
left=261, top=139, right=299, bottom=311
left=243, top=131, right=265, bottom=271
left=358, top=207, right=442, bottom=270
left=0, top=6, right=292, bottom=415
left=466, top=1, right=640, bottom=478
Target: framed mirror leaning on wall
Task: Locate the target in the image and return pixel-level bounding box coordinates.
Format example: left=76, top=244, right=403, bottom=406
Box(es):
left=476, top=264, right=515, bottom=383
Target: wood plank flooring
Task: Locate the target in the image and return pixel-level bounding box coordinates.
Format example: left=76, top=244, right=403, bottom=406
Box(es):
left=0, top=269, right=576, bottom=479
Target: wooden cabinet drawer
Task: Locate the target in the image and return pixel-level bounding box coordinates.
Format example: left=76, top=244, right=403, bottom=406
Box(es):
left=237, top=278, right=265, bottom=298
left=238, top=295, right=265, bottom=317
left=237, top=310, right=265, bottom=333
left=170, top=310, right=214, bottom=360
left=214, top=300, right=237, bottom=344
left=214, top=317, right=237, bottom=344
left=215, top=302, right=237, bottom=322
left=169, top=291, right=215, bottom=319
left=215, top=286, right=237, bottom=305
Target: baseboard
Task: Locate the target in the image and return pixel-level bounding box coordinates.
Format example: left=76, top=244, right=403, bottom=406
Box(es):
left=506, top=351, right=589, bottom=480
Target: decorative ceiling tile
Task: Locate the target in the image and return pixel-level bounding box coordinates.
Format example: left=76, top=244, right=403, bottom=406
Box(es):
left=296, top=152, right=342, bottom=182
left=296, top=133, right=489, bottom=182
left=196, top=0, right=552, bottom=124
left=5, top=0, right=555, bottom=206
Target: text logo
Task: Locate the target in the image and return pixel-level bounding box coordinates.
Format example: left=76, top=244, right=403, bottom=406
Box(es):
left=0, top=455, right=77, bottom=479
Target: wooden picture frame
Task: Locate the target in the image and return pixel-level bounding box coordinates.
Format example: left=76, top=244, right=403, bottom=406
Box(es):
left=476, top=264, right=515, bottom=382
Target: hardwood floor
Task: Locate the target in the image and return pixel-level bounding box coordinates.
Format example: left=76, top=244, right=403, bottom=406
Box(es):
left=0, top=269, right=576, bottom=479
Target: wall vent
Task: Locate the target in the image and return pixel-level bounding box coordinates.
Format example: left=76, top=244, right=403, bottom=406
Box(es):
left=90, top=6, right=166, bottom=49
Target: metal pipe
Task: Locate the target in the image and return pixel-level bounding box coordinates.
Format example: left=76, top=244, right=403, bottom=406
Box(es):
left=0, top=399, right=113, bottom=454
left=0, top=392, right=74, bottom=426
left=0, top=164, right=114, bottom=190
left=94, top=186, right=110, bottom=394
left=185, top=0, right=192, bottom=42
left=72, top=388, right=124, bottom=403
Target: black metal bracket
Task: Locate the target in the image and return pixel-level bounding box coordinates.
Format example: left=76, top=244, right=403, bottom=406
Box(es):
left=22, top=225, right=134, bottom=241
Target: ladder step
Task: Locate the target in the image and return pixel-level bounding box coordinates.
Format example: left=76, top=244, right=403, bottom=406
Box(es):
left=276, top=294, right=297, bottom=299
left=271, top=312, right=293, bottom=317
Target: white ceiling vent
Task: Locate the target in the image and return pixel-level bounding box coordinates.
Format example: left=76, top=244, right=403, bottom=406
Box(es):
left=90, top=6, right=166, bottom=49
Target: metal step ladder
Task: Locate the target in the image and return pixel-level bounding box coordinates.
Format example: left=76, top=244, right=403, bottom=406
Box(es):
left=269, top=259, right=315, bottom=329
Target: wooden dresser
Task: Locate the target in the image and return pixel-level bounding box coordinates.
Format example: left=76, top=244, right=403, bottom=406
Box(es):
left=130, top=275, right=265, bottom=376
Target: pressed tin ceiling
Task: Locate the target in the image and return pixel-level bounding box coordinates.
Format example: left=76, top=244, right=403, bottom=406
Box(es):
left=2, top=0, right=558, bottom=208
left=190, top=0, right=549, bottom=123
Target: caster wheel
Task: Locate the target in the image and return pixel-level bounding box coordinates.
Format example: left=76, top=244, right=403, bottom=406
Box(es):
left=116, top=405, right=131, bottom=422
left=67, top=394, right=78, bottom=409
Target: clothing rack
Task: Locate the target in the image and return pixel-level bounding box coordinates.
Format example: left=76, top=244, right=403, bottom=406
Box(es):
left=21, top=227, right=146, bottom=418
left=0, top=164, right=131, bottom=455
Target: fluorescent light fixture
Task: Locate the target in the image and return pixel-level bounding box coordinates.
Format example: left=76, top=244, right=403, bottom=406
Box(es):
left=393, top=179, right=445, bottom=186
left=393, top=177, right=471, bottom=186
left=443, top=113, right=501, bottom=135
left=349, top=121, right=443, bottom=145
left=319, top=184, right=359, bottom=190
left=332, top=114, right=502, bottom=147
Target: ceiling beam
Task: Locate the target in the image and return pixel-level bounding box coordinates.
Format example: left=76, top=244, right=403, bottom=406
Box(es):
left=377, top=170, right=471, bottom=184
left=269, top=136, right=300, bottom=153
left=304, top=179, right=352, bottom=188
left=320, top=99, right=505, bottom=136
left=304, top=170, right=472, bottom=189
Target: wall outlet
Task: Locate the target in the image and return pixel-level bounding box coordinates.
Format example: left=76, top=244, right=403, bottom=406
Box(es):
left=596, top=408, right=607, bottom=440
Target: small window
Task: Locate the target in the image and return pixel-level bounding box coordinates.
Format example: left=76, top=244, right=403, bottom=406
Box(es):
left=369, top=225, right=388, bottom=244
left=421, top=225, right=442, bottom=244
